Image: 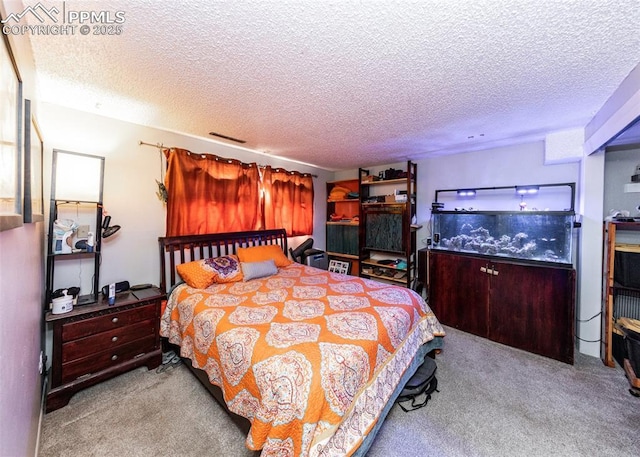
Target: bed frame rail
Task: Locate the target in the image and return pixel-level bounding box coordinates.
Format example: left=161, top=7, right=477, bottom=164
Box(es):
left=158, top=228, right=288, bottom=294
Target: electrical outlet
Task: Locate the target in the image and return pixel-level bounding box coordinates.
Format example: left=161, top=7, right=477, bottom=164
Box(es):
left=76, top=225, right=90, bottom=239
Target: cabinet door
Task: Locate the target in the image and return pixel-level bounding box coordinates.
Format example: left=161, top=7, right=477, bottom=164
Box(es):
left=429, top=252, right=489, bottom=337
left=488, top=261, right=575, bottom=363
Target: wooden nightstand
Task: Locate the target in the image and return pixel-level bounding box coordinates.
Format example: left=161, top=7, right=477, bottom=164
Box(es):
left=45, top=287, right=164, bottom=412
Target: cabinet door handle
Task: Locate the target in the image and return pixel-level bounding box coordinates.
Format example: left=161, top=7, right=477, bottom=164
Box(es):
left=111, top=336, right=118, bottom=343
left=111, top=355, right=118, bottom=361
left=111, top=317, right=119, bottom=324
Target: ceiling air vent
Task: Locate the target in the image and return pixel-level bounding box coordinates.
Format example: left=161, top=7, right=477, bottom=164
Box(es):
left=209, top=131, right=246, bottom=144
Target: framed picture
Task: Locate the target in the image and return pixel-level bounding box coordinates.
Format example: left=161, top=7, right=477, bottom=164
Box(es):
left=328, top=259, right=350, bottom=275
left=23, top=100, right=44, bottom=222
left=0, top=27, right=23, bottom=231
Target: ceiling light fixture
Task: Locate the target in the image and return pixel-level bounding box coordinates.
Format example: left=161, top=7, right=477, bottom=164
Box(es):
left=209, top=131, right=246, bottom=144
left=457, top=189, right=476, bottom=197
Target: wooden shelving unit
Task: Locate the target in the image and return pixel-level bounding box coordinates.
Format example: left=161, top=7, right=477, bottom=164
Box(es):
left=358, top=161, right=417, bottom=288
left=326, top=178, right=360, bottom=274
left=602, top=221, right=640, bottom=367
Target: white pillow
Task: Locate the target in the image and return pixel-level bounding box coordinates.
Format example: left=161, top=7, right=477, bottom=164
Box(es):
left=241, top=259, right=278, bottom=281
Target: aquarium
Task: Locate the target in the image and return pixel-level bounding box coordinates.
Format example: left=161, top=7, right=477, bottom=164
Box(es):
left=431, top=210, right=575, bottom=265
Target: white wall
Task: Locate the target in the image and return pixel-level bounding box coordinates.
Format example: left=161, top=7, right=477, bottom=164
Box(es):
left=0, top=225, right=44, bottom=457
left=414, top=141, right=580, bottom=249
left=604, top=146, right=640, bottom=222
left=576, top=151, right=605, bottom=356
left=39, top=104, right=332, bottom=295
left=578, top=62, right=640, bottom=358
left=0, top=2, right=44, bottom=455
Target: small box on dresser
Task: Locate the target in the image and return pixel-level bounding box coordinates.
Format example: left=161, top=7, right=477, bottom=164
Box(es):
left=45, top=287, right=164, bottom=412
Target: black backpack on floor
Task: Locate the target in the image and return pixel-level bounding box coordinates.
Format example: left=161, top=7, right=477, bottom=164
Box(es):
left=396, top=356, right=438, bottom=412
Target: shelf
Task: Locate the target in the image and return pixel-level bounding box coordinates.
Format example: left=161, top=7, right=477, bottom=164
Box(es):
left=47, top=150, right=104, bottom=312
left=327, top=252, right=359, bottom=260
left=360, top=271, right=408, bottom=284
left=50, top=251, right=100, bottom=259
left=609, top=221, right=640, bottom=230
left=612, top=283, right=640, bottom=294
left=361, top=178, right=409, bottom=186
left=358, top=161, right=417, bottom=289
left=361, top=202, right=409, bottom=206
left=326, top=178, right=361, bottom=273
left=54, top=199, right=101, bottom=205
left=363, top=247, right=406, bottom=256
left=615, top=244, right=640, bottom=253
left=361, top=259, right=407, bottom=272
left=603, top=220, right=640, bottom=368
left=327, top=199, right=359, bottom=203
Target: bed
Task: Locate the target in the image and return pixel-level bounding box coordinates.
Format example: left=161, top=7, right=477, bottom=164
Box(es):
left=158, top=229, right=445, bottom=457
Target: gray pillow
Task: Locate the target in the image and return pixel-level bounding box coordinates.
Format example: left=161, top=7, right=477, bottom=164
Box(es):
left=241, top=259, right=278, bottom=281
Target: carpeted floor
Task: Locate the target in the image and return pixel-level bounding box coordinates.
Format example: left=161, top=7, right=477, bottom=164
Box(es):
left=39, top=327, right=640, bottom=456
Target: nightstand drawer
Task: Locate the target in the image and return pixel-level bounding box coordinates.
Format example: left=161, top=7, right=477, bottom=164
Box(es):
left=62, top=303, right=157, bottom=340
left=61, top=319, right=157, bottom=363
left=61, top=334, right=157, bottom=384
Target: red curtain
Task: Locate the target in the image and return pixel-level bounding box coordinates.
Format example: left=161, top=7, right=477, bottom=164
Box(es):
left=262, top=166, right=314, bottom=236
left=164, top=148, right=262, bottom=237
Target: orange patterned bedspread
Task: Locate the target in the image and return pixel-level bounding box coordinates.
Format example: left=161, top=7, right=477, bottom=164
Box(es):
left=160, top=263, right=444, bottom=456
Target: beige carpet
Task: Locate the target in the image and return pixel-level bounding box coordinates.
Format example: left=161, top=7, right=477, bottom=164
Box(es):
left=40, top=327, right=640, bottom=456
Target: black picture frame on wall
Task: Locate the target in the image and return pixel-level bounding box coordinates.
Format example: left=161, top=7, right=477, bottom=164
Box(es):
left=23, top=99, right=44, bottom=223
left=0, top=22, right=23, bottom=232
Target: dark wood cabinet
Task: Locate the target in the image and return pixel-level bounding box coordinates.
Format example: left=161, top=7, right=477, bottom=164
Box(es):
left=429, top=253, right=489, bottom=337
left=46, top=288, right=164, bottom=412
left=429, top=251, right=575, bottom=364
left=489, top=261, right=575, bottom=363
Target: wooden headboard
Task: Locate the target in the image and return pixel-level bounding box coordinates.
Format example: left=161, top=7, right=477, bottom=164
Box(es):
left=158, top=228, right=288, bottom=294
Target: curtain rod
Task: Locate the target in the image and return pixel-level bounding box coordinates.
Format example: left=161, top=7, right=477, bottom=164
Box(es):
left=139, top=140, right=318, bottom=178
left=139, top=141, right=167, bottom=149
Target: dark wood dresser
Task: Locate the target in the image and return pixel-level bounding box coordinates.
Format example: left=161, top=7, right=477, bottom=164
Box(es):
left=45, top=287, right=164, bottom=412
left=429, top=251, right=575, bottom=364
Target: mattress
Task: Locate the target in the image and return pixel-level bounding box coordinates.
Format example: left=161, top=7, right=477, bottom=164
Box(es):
left=160, top=262, right=445, bottom=456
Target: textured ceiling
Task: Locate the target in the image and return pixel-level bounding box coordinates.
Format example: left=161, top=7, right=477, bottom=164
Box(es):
left=23, top=0, right=640, bottom=170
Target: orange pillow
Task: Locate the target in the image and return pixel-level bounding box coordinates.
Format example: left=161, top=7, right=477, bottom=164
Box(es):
left=236, top=244, right=292, bottom=267
left=177, top=254, right=243, bottom=288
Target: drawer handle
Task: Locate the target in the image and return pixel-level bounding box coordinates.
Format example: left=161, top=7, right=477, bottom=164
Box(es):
left=111, top=355, right=118, bottom=361
left=111, top=336, right=118, bottom=343
left=112, top=317, right=119, bottom=324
